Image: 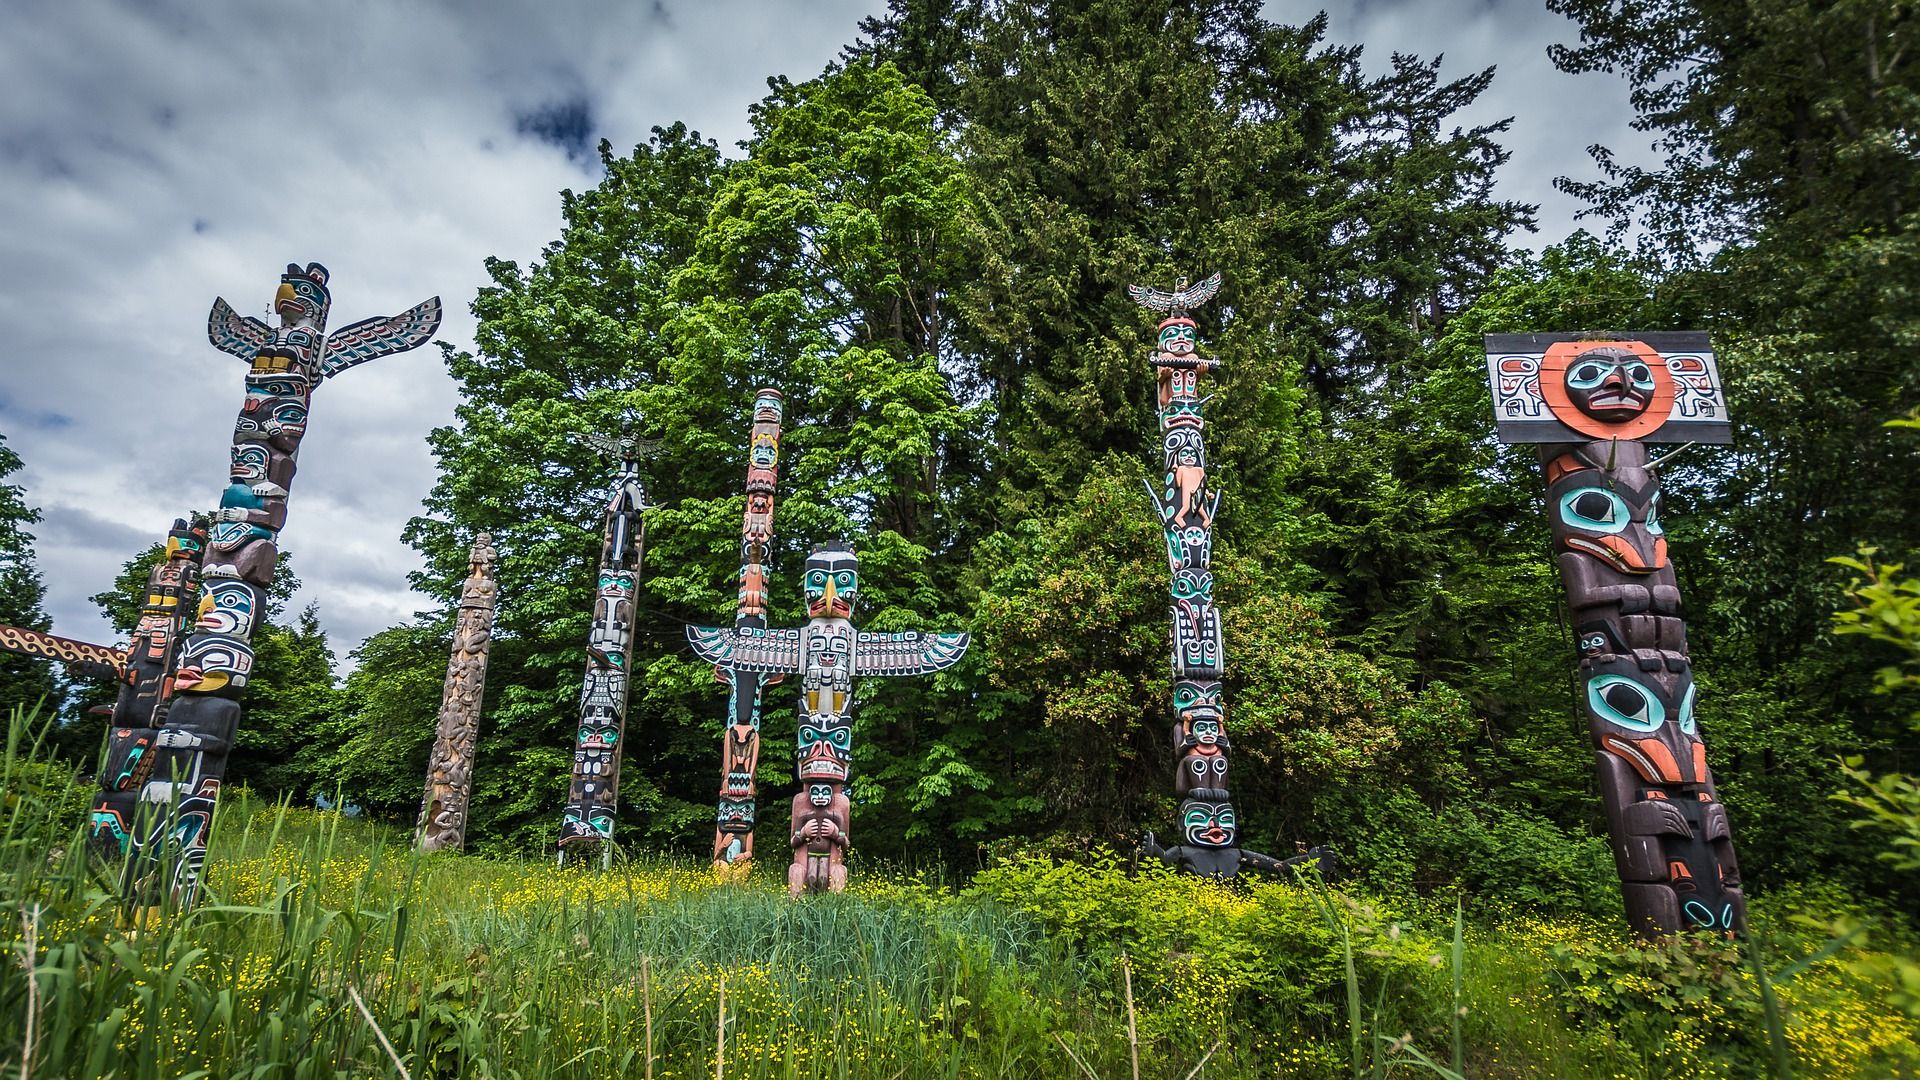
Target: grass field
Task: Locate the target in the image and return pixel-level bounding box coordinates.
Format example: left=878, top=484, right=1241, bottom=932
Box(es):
left=3, top=709, right=1917, bottom=1079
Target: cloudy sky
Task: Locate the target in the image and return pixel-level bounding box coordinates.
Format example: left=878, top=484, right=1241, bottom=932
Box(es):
left=0, top=0, right=1650, bottom=663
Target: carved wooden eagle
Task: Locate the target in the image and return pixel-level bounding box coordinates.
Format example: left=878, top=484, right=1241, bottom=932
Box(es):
left=1127, top=271, right=1223, bottom=316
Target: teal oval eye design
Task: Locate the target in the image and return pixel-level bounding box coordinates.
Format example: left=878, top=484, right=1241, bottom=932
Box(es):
left=1677, top=683, right=1696, bottom=735
left=829, top=729, right=851, bottom=750
left=1627, top=362, right=1655, bottom=389
left=1559, top=487, right=1631, bottom=533
left=1588, top=674, right=1665, bottom=732
left=1184, top=807, right=1211, bottom=828
left=806, top=571, right=825, bottom=587
left=836, top=571, right=854, bottom=588
left=799, top=727, right=820, bottom=746
left=1566, top=360, right=1613, bottom=388
left=1646, top=494, right=1664, bottom=536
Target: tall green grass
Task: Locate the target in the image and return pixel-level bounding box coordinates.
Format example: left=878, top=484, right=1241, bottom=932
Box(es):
left=3, top=704, right=1917, bottom=1079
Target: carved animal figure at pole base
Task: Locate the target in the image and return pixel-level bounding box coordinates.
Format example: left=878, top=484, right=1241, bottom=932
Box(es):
left=1483, top=331, right=1743, bottom=937
left=688, top=539, right=968, bottom=896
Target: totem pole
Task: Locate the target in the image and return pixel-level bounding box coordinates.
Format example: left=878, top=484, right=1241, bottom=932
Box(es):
left=1128, top=273, right=1294, bottom=879
left=556, top=431, right=655, bottom=865
left=113, top=262, right=440, bottom=909
left=1485, top=331, right=1743, bottom=936
left=708, top=389, right=786, bottom=873
left=0, top=517, right=208, bottom=855
left=89, top=515, right=211, bottom=856
left=688, top=541, right=969, bottom=895
left=417, top=533, right=501, bottom=852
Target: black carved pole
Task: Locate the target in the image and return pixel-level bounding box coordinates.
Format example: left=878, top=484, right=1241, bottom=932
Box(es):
left=1485, top=332, right=1744, bottom=936
left=557, top=432, right=654, bottom=866
left=710, top=389, right=785, bottom=873
left=113, top=262, right=440, bottom=911
left=89, top=515, right=211, bottom=855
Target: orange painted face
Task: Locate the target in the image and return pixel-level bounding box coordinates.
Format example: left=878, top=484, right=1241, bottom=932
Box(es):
left=1539, top=340, right=1675, bottom=440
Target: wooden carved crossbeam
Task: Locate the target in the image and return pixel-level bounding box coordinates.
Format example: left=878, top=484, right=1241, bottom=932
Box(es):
left=0, top=624, right=126, bottom=682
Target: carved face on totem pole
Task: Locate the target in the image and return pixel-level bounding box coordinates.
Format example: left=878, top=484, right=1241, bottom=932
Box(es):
left=1562, top=346, right=1657, bottom=424
left=172, top=634, right=254, bottom=695
left=1157, top=317, right=1198, bottom=357
left=194, top=580, right=259, bottom=638
left=575, top=720, right=619, bottom=776
left=235, top=372, right=312, bottom=450
left=797, top=712, right=853, bottom=783
left=1546, top=453, right=1668, bottom=575
left=593, top=570, right=634, bottom=640
left=1180, top=798, right=1237, bottom=848
left=804, top=544, right=858, bottom=620
left=1586, top=657, right=1707, bottom=788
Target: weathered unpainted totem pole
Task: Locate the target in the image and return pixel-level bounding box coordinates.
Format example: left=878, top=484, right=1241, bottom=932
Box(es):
left=111, top=262, right=441, bottom=908
left=417, top=533, right=501, bottom=852
left=557, top=432, right=654, bottom=865
left=708, top=389, right=786, bottom=874
left=689, top=542, right=969, bottom=895
left=1128, top=273, right=1293, bottom=879
left=1485, top=332, right=1744, bottom=936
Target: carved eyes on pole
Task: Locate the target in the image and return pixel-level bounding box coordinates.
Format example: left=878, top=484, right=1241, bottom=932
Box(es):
left=1588, top=674, right=1662, bottom=731
left=1567, top=356, right=1656, bottom=391
left=1586, top=674, right=1690, bottom=734
left=1185, top=757, right=1227, bottom=781
left=1558, top=488, right=1664, bottom=536
left=798, top=726, right=852, bottom=753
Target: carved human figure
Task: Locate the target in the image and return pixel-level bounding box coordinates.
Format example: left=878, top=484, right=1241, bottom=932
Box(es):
left=789, top=782, right=850, bottom=895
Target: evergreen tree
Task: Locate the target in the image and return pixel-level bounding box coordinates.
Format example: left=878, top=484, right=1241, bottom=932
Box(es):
left=0, top=434, right=59, bottom=719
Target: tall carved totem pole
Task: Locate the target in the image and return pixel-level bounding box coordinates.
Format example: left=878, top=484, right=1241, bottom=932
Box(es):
left=117, top=262, right=441, bottom=908
left=1485, top=332, right=1744, bottom=936
left=689, top=542, right=969, bottom=895
left=708, top=389, right=786, bottom=873
left=418, top=533, right=501, bottom=852
left=557, top=432, right=654, bottom=864
left=1128, top=273, right=1290, bottom=879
